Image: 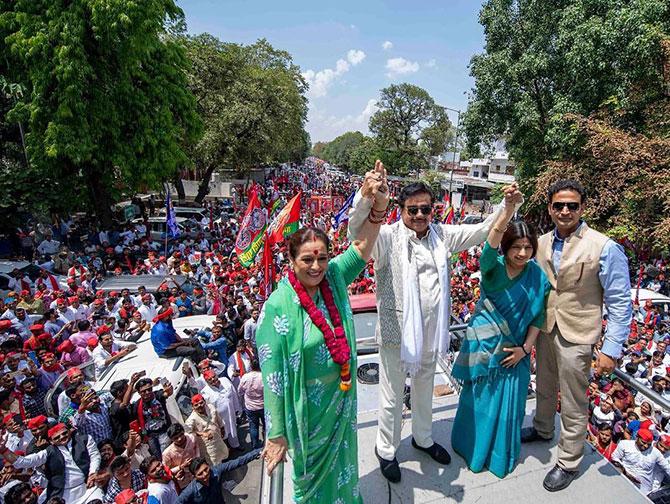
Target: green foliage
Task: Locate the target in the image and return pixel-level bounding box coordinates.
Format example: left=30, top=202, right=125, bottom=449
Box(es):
left=320, top=131, right=366, bottom=170
left=369, top=83, right=452, bottom=176
left=419, top=170, right=444, bottom=197
left=182, top=34, right=308, bottom=201
left=489, top=183, right=506, bottom=205
left=0, top=0, right=202, bottom=225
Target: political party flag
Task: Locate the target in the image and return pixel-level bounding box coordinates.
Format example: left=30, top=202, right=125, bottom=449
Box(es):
left=386, top=206, right=400, bottom=224
left=441, top=203, right=454, bottom=224
left=460, top=193, right=467, bottom=220
left=234, top=189, right=268, bottom=267
left=332, top=191, right=355, bottom=230
left=267, top=192, right=301, bottom=243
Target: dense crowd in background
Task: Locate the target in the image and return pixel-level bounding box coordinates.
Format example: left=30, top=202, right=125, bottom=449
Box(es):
left=0, top=158, right=668, bottom=501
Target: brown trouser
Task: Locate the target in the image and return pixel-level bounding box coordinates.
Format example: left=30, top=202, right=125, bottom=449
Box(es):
left=533, top=326, right=592, bottom=471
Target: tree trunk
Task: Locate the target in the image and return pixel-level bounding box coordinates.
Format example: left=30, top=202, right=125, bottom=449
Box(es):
left=87, top=165, right=115, bottom=228
left=173, top=174, right=186, bottom=203
left=195, top=165, right=216, bottom=205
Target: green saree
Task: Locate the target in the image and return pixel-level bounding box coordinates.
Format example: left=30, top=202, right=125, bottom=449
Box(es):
left=256, top=245, right=366, bottom=503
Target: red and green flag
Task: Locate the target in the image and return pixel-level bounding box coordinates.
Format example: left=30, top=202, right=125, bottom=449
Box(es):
left=267, top=192, right=301, bottom=243
left=234, top=189, right=267, bottom=267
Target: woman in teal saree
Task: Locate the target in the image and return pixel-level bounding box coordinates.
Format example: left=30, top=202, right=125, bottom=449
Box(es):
left=451, top=190, right=550, bottom=478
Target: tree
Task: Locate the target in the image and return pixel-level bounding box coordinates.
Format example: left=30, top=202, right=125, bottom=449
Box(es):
left=369, top=83, right=452, bottom=175
left=311, top=141, right=328, bottom=158
left=320, top=131, right=366, bottom=169
left=464, top=0, right=670, bottom=181
left=464, top=0, right=670, bottom=252
left=183, top=35, right=309, bottom=203
left=0, top=0, right=202, bottom=227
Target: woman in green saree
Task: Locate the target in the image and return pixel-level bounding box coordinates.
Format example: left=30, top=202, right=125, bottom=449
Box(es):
left=257, top=161, right=389, bottom=503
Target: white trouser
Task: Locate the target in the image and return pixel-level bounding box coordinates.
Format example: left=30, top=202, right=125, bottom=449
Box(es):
left=375, top=345, right=438, bottom=460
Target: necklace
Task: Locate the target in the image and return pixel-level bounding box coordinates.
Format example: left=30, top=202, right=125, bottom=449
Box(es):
left=288, top=270, right=352, bottom=391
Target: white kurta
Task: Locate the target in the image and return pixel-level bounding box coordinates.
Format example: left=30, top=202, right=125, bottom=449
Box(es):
left=185, top=404, right=229, bottom=464
left=202, top=380, right=240, bottom=448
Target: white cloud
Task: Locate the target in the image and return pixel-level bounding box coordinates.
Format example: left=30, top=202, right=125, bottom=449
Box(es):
left=382, top=40, right=393, bottom=51
left=385, top=57, right=420, bottom=78
left=426, top=58, right=437, bottom=68
left=347, top=49, right=366, bottom=65
left=307, top=99, right=378, bottom=142
left=302, top=50, right=367, bottom=98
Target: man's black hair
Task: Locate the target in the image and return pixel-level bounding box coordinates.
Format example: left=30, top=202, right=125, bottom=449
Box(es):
left=110, top=379, right=128, bottom=399
left=110, top=455, right=130, bottom=473
left=397, top=182, right=435, bottom=207
left=547, top=179, right=587, bottom=204
left=167, top=423, right=185, bottom=439
left=189, top=456, right=209, bottom=475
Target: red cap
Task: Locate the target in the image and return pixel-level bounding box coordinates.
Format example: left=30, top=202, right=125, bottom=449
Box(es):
left=109, top=291, right=119, bottom=297
left=114, top=489, right=138, bottom=504
left=87, top=337, right=99, bottom=347
left=93, top=299, right=104, bottom=306
left=191, top=394, right=204, bottom=405
left=661, top=435, right=670, bottom=446
left=66, top=367, right=83, bottom=378
left=26, top=415, right=47, bottom=429
left=203, top=369, right=216, bottom=380
left=37, top=333, right=51, bottom=342
left=56, top=299, right=66, bottom=306
left=47, top=423, right=68, bottom=439
left=0, top=320, right=11, bottom=331
left=57, top=340, right=75, bottom=353
left=29, top=324, right=44, bottom=333
left=96, top=325, right=110, bottom=336
left=3, top=413, right=15, bottom=425
left=20, top=290, right=30, bottom=297
left=68, top=296, right=78, bottom=303
left=638, top=428, right=654, bottom=442
left=96, top=291, right=106, bottom=299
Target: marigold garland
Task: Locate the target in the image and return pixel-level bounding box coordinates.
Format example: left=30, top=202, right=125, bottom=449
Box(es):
left=288, top=270, right=352, bottom=391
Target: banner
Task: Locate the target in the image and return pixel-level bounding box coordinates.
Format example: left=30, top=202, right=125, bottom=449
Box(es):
left=235, top=190, right=267, bottom=267
left=164, top=186, right=180, bottom=238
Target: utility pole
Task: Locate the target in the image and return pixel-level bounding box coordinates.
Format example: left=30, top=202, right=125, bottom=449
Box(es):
left=445, top=107, right=461, bottom=198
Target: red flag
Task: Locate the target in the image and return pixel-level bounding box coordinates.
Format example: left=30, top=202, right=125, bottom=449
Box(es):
left=635, top=265, right=645, bottom=304
left=460, top=193, right=467, bottom=220
left=234, top=189, right=267, bottom=267
left=267, top=192, right=301, bottom=243
left=386, top=206, right=400, bottom=224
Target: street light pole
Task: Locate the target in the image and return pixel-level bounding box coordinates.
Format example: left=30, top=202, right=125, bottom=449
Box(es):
left=445, top=107, right=461, bottom=198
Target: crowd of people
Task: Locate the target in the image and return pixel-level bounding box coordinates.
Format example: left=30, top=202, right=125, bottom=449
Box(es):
left=0, top=156, right=669, bottom=502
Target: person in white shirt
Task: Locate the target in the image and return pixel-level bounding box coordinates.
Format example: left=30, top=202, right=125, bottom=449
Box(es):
left=3, top=414, right=34, bottom=453
left=651, top=435, right=670, bottom=493
left=242, top=309, right=259, bottom=346
left=591, top=394, right=616, bottom=426
left=1, top=422, right=103, bottom=503
left=141, top=456, right=179, bottom=504
left=227, top=339, right=253, bottom=388
left=37, top=235, right=60, bottom=256
left=201, top=369, right=240, bottom=449
left=138, top=295, right=158, bottom=323
left=612, top=428, right=670, bottom=495
left=91, top=332, right=136, bottom=378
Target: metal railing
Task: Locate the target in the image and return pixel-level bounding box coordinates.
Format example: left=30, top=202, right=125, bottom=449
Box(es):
left=613, top=368, right=670, bottom=412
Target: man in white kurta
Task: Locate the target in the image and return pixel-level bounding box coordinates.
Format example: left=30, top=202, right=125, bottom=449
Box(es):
left=348, top=179, right=516, bottom=482
left=200, top=370, right=241, bottom=449
left=186, top=393, right=229, bottom=464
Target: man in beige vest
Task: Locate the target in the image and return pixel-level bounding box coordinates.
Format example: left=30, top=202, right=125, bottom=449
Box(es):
left=522, top=179, right=632, bottom=491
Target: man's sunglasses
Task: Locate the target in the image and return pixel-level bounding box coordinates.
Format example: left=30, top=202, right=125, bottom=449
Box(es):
left=406, top=205, right=433, bottom=216
left=551, top=202, right=580, bottom=212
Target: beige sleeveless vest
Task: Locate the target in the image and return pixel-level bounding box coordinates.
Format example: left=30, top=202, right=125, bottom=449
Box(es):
left=536, top=223, right=610, bottom=345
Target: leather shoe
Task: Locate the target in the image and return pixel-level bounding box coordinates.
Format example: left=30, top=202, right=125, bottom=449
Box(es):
left=411, top=438, right=451, bottom=465
left=520, top=427, right=552, bottom=443
left=543, top=465, right=578, bottom=492
left=375, top=447, right=401, bottom=483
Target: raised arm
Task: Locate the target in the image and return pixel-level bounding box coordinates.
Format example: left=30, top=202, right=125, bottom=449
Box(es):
left=441, top=184, right=523, bottom=253
left=485, top=184, right=522, bottom=249
left=352, top=160, right=390, bottom=262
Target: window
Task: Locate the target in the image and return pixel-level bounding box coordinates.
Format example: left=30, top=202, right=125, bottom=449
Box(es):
left=473, top=171, right=479, bottom=177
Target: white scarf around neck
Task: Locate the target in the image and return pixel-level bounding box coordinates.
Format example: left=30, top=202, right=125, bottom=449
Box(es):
left=400, top=223, right=451, bottom=376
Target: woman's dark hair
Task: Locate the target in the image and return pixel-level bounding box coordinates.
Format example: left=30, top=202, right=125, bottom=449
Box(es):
left=500, top=220, right=539, bottom=259
left=397, top=182, right=434, bottom=207
left=547, top=179, right=587, bottom=204
left=287, top=227, right=330, bottom=260
left=189, top=456, right=208, bottom=475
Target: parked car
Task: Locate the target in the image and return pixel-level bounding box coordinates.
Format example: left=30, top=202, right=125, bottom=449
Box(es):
left=158, top=206, right=208, bottom=222
left=350, top=293, right=378, bottom=355
left=95, top=274, right=201, bottom=296
left=0, top=261, right=68, bottom=298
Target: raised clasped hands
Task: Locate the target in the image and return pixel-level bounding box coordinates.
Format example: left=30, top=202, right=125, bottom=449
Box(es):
left=361, top=159, right=389, bottom=210
left=502, top=183, right=523, bottom=212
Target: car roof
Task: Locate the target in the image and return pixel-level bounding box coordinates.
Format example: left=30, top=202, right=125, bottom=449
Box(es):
left=0, top=261, right=30, bottom=274
left=350, top=293, right=377, bottom=313
left=633, top=288, right=670, bottom=304
left=96, top=275, right=189, bottom=292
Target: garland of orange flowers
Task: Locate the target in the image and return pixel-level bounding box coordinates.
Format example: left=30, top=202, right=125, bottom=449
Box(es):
left=288, top=270, right=352, bottom=391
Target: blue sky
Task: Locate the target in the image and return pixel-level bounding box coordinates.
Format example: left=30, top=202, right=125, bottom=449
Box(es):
left=179, top=0, right=485, bottom=143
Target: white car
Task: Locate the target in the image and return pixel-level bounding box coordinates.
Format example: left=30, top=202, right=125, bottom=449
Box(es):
left=44, top=315, right=216, bottom=423
left=0, top=261, right=68, bottom=298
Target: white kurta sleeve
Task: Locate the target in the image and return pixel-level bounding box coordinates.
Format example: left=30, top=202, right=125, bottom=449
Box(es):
left=86, top=435, right=101, bottom=474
